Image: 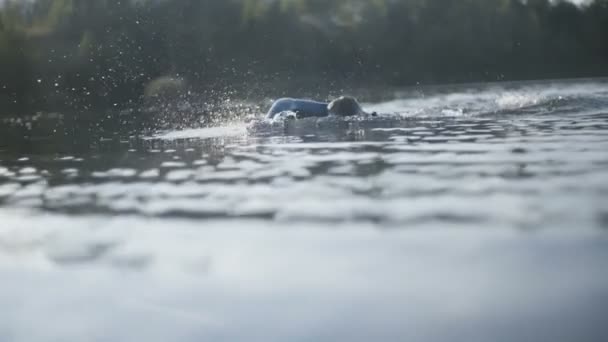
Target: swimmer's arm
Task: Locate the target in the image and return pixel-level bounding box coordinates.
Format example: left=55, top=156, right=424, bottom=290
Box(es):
left=266, top=98, right=293, bottom=119
left=266, top=98, right=329, bottom=119
left=292, top=100, right=329, bottom=118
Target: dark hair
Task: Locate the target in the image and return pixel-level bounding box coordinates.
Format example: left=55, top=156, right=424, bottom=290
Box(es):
left=328, top=96, right=362, bottom=116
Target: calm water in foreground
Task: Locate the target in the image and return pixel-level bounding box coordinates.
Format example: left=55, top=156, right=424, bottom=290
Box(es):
left=1, top=79, right=608, bottom=341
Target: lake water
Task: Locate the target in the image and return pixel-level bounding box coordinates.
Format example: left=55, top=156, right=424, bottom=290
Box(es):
left=1, top=79, right=607, bottom=341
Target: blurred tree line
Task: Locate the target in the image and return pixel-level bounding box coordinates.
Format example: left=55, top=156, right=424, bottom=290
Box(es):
left=0, top=0, right=607, bottom=115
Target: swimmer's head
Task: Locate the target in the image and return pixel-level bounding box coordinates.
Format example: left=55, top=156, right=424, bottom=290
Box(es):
left=327, top=96, right=363, bottom=117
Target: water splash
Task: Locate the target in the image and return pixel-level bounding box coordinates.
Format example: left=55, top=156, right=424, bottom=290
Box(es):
left=363, top=79, right=608, bottom=118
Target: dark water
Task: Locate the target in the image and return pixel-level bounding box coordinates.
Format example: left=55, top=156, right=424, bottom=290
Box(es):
left=1, top=79, right=608, bottom=342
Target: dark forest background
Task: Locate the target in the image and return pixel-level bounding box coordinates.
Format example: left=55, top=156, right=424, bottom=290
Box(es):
left=0, top=0, right=607, bottom=118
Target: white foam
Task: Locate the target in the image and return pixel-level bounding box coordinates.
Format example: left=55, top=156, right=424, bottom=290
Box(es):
left=363, top=80, right=608, bottom=117
left=152, top=124, right=248, bottom=141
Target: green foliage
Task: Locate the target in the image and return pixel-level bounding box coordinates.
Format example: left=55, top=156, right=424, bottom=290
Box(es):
left=0, top=0, right=607, bottom=115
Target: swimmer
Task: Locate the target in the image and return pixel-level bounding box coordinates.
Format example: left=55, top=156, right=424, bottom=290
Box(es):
left=265, top=96, right=375, bottom=120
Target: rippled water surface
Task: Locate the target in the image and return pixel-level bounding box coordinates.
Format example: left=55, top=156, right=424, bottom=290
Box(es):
left=1, top=79, right=608, bottom=341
